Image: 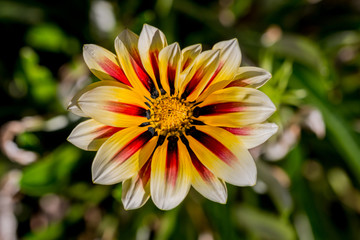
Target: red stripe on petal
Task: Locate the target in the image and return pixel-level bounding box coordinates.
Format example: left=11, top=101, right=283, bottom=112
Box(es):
left=95, top=126, right=124, bottom=139
left=166, top=138, right=179, bottom=186
left=188, top=147, right=213, bottom=182
left=225, top=80, right=248, bottom=88
left=167, top=64, right=176, bottom=95
left=182, top=68, right=205, bottom=99
left=149, top=50, right=162, bottom=89
left=113, top=130, right=153, bottom=164
left=138, top=157, right=152, bottom=187
left=202, top=62, right=224, bottom=93
left=130, top=57, right=156, bottom=94
left=222, top=127, right=251, bottom=136
left=189, top=128, right=236, bottom=165
left=104, top=102, right=147, bottom=116
left=182, top=59, right=190, bottom=72
left=99, top=58, right=131, bottom=86
left=199, top=102, right=245, bottom=116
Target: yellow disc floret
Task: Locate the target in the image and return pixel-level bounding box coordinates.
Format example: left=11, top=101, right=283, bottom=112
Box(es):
left=149, top=96, right=193, bottom=136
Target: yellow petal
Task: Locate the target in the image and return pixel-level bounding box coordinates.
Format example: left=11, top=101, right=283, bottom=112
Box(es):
left=185, top=125, right=256, bottom=186
left=92, top=127, right=157, bottom=185
left=77, top=83, right=148, bottom=127
left=179, top=50, right=220, bottom=102
left=83, top=44, right=131, bottom=86
left=138, top=24, right=168, bottom=91
left=67, top=80, right=129, bottom=117
left=226, top=67, right=272, bottom=89
left=122, top=158, right=151, bottom=210
left=223, top=123, right=278, bottom=149
left=150, top=136, right=191, bottom=210
left=115, top=31, right=158, bottom=99
left=196, top=87, right=276, bottom=127
left=196, top=39, right=242, bottom=102
left=180, top=44, right=202, bottom=73
left=187, top=145, right=227, bottom=203
left=67, top=119, right=123, bottom=151
left=158, top=43, right=181, bottom=95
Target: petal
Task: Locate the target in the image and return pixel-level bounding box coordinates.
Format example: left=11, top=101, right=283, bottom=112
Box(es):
left=226, top=67, right=272, bottom=89
left=150, top=136, right=191, bottom=210
left=223, top=123, right=278, bottom=149
left=83, top=44, right=131, bottom=86
left=181, top=44, right=202, bottom=73
left=185, top=125, right=256, bottom=186
left=196, top=87, right=276, bottom=127
left=67, top=80, right=130, bottom=117
left=77, top=82, right=148, bottom=127
left=122, top=158, right=152, bottom=210
left=185, top=144, right=227, bottom=203
left=115, top=29, right=158, bottom=99
left=67, top=119, right=123, bottom=151
left=92, top=127, right=157, bottom=185
left=179, top=50, right=220, bottom=102
left=197, top=39, right=242, bottom=102
left=138, top=24, right=168, bottom=91
left=158, top=43, right=181, bottom=95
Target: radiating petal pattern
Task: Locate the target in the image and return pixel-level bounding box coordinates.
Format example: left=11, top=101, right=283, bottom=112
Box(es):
left=77, top=82, right=148, bottom=127
left=196, top=87, right=276, bottom=127
left=179, top=50, right=220, bottom=102
left=68, top=24, right=277, bottom=210
left=186, top=125, right=257, bottom=186
left=180, top=44, right=202, bottom=73
left=122, top=158, right=152, bottom=210
left=184, top=142, right=227, bottom=203
left=151, top=137, right=191, bottom=210
left=226, top=67, right=272, bottom=89
left=67, top=80, right=129, bottom=117
left=138, top=24, right=168, bottom=90
left=115, top=32, right=157, bottom=99
left=92, top=127, right=157, bottom=185
left=83, top=44, right=131, bottom=86
left=223, top=123, right=278, bottom=149
left=158, top=43, right=181, bottom=95
left=67, top=119, right=123, bottom=151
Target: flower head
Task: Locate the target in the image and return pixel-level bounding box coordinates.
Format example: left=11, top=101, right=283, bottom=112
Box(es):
left=67, top=24, right=277, bottom=210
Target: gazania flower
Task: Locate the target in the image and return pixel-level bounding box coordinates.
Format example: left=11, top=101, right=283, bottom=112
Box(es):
left=67, top=24, right=277, bottom=210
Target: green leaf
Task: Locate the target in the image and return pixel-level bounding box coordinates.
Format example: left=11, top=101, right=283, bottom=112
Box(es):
left=293, top=66, right=360, bottom=183
left=23, top=223, right=63, bottom=240
left=20, top=145, right=80, bottom=196
left=234, top=204, right=295, bottom=240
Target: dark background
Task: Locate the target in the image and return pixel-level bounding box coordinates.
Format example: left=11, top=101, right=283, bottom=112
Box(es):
left=0, top=0, right=360, bottom=239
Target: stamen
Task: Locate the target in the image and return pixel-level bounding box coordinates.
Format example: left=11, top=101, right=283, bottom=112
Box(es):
left=148, top=95, right=195, bottom=136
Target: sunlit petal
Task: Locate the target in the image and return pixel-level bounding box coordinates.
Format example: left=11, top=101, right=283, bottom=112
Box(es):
left=196, top=87, right=276, bottom=127
left=196, top=39, right=242, bottom=102
left=186, top=144, right=227, bottom=203
left=67, top=80, right=129, bottom=117
left=115, top=31, right=157, bottom=99
left=77, top=82, right=148, bottom=127
left=138, top=24, right=168, bottom=90
left=67, top=119, right=123, bottom=151
left=122, top=159, right=152, bottom=210
left=181, top=44, right=202, bottom=73
left=92, top=127, right=157, bottom=185
left=83, top=44, right=131, bottom=85
left=223, top=123, right=278, bottom=149
left=179, top=50, right=220, bottom=102
left=151, top=137, right=191, bottom=210
left=186, top=125, right=257, bottom=186
left=226, top=67, right=272, bottom=89
left=158, top=43, right=181, bottom=95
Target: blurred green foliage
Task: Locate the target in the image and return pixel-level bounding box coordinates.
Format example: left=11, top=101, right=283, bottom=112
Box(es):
left=1, top=0, right=360, bottom=239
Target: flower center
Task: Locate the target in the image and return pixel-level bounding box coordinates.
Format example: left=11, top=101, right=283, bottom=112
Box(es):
left=149, top=96, right=193, bottom=136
